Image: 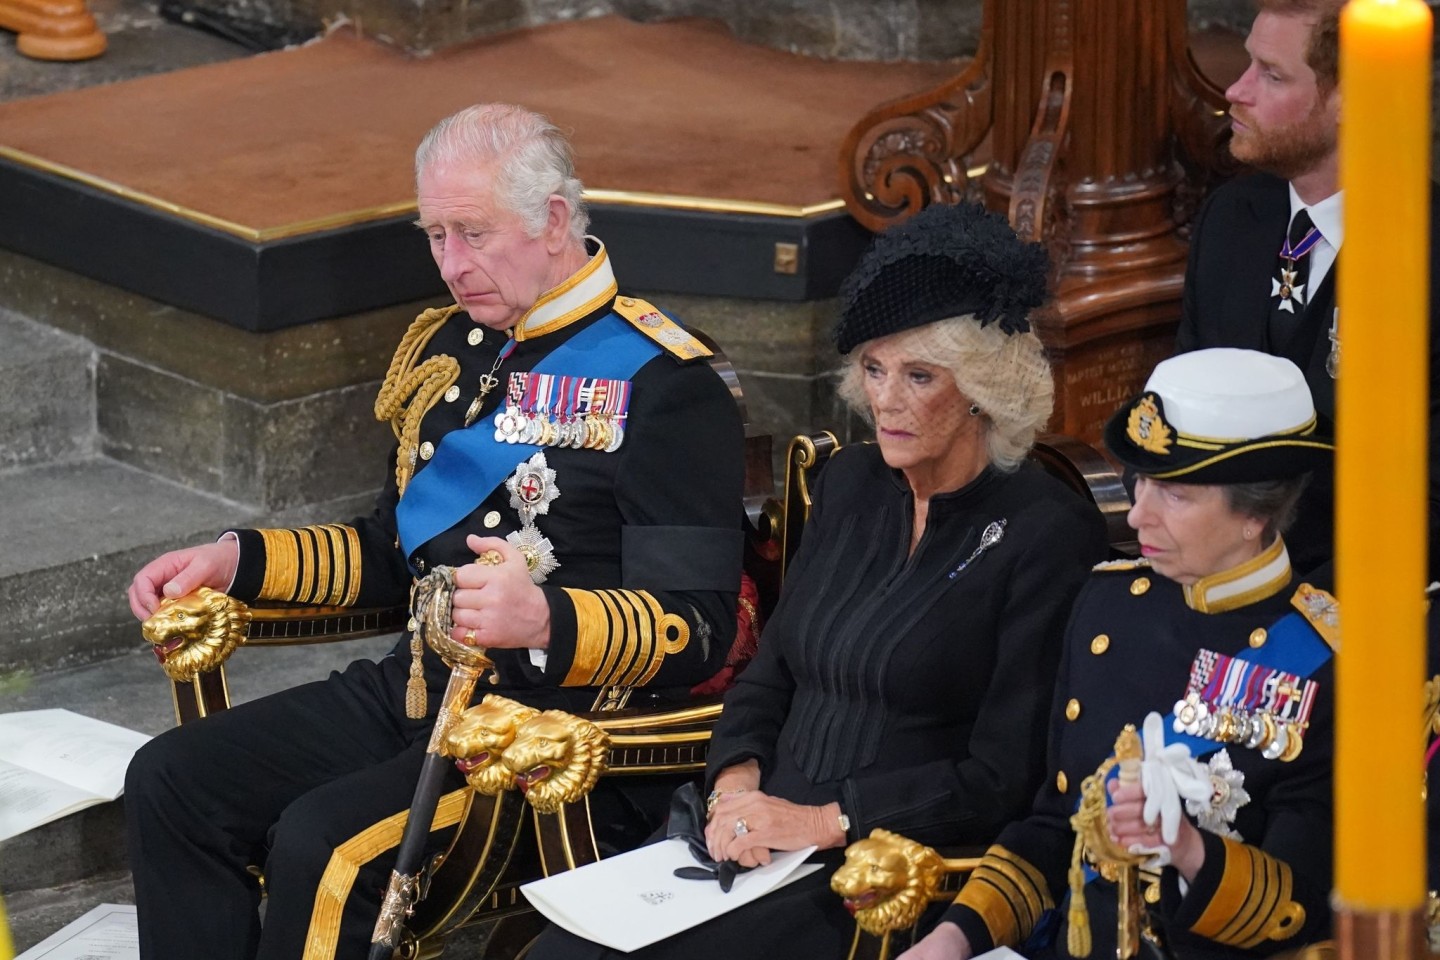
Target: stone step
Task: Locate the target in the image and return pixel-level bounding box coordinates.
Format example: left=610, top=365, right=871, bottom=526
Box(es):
left=0, top=307, right=95, bottom=472
left=3, top=873, right=494, bottom=957
left=0, top=633, right=401, bottom=953
left=0, top=456, right=264, bottom=676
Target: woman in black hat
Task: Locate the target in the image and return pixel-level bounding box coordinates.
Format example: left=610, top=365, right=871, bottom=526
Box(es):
left=527, top=203, right=1109, bottom=959
left=903, top=347, right=1337, bottom=960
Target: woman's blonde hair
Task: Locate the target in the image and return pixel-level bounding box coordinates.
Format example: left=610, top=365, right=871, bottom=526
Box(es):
left=837, top=315, right=1054, bottom=472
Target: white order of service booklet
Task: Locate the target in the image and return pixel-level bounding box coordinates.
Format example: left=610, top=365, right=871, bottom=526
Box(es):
left=16, top=903, right=137, bottom=960
left=521, top=839, right=824, bottom=952
left=0, top=709, right=151, bottom=842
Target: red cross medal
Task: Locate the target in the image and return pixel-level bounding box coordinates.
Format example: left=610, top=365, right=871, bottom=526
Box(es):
left=505, top=451, right=560, bottom=527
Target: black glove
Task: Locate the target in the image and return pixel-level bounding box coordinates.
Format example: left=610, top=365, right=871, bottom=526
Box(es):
left=667, top=781, right=753, bottom=892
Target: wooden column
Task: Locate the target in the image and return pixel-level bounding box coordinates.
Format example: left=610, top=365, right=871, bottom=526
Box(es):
left=840, top=0, right=1235, bottom=443
left=0, top=0, right=106, bottom=60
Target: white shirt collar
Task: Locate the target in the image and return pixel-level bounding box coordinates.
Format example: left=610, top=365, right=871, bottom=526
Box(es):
left=514, top=237, right=619, bottom=341
left=1288, top=183, right=1344, bottom=250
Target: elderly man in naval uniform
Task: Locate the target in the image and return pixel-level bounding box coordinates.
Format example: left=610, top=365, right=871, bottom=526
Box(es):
left=123, top=102, right=745, bottom=960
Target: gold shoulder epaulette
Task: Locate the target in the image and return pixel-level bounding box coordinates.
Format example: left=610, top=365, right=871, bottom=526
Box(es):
left=1291, top=583, right=1340, bottom=651
left=1091, top=556, right=1151, bottom=573
left=612, top=296, right=712, bottom=362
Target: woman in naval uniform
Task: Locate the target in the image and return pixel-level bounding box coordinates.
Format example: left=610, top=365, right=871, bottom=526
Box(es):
left=528, top=203, right=1110, bottom=959
left=904, top=347, right=1338, bottom=960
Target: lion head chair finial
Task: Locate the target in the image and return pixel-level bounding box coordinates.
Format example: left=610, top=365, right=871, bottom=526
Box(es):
left=499, top=710, right=610, bottom=814
left=443, top=695, right=541, bottom=795
left=142, top=588, right=252, bottom=682
left=830, top=829, right=946, bottom=936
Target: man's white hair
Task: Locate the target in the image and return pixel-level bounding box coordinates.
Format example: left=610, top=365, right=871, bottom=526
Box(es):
left=415, top=104, right=590, bottom=243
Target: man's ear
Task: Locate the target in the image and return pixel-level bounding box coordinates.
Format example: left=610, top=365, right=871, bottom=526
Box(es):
left=543, top=195, right=573, bottom=253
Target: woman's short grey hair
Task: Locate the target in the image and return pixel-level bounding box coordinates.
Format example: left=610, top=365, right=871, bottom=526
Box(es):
left=1221, top=475, right=1310, bottom=542
left=414, top=104, right=590, bottom=243
left=836, top=315, right=1054, bottom=472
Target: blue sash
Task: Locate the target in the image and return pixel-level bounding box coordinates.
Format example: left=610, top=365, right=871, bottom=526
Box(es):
left=394, top=313, right=661, bottom=561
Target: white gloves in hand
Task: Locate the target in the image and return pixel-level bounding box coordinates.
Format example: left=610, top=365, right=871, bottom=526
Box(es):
left=1138, top=711, right=1212, bottom=845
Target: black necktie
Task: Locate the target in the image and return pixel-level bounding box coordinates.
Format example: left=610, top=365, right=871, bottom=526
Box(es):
left=1268, top=209, right=1319, bottom=347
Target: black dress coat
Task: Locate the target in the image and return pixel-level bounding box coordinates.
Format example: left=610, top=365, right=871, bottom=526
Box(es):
left=944, top=551, right=1336, bottom=960
left=530, top=442, right=1109, bottom=960
left=1174, top=171, right=1440, bottom=576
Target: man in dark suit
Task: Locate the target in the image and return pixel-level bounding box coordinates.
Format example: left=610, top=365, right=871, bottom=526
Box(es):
left=1176, top=0, right=1440, bottom=577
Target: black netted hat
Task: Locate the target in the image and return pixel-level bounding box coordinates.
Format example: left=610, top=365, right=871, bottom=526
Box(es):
left=832, top=202, right=1050, bottom=355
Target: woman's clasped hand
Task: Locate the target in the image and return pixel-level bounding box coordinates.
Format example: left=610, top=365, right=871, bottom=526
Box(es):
left=703, top=779, right=848, bottom=867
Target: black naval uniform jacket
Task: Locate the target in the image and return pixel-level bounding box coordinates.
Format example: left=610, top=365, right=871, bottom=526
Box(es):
left=944, top=543, right=1336, bottom=960
left=226, top=249, right=745, bottom=716
left=706, top=443, right=1108, bottom=849
left=1176, top=171, right=1440, bottom=575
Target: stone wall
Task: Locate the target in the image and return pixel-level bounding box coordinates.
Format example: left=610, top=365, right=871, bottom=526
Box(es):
left=0, top=247, right=854, bottom=509
left=169, top=0, right=1266, bottom=72
left=612, top=0, right=983, bottom=61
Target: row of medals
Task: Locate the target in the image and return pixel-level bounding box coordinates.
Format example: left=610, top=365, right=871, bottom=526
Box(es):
left=1172, top=691, right=1305, bottom=762
left=493, top=406, right=625, bottom=452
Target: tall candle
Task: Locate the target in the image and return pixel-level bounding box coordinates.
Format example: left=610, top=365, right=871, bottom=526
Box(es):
left=1336, top=0, right=1432, bottom=909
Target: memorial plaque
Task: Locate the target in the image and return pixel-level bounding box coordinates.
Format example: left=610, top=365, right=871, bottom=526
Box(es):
left=1053, top=331, right=1175, bottom=444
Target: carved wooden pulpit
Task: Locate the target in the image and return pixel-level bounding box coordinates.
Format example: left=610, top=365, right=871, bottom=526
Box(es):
left=840, top=0, right=1238, bottom=443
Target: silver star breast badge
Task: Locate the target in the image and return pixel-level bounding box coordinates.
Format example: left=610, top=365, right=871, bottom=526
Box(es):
left=506, top=525, right=560, bottom=584
left=1184, top=748, right=1250, bottom=839
left=505, top=452, right=559, bottom=527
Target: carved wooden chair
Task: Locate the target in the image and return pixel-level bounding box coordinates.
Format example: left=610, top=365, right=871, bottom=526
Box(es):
left=150, top=432, right=785, bottom=959
left=147, top=333, right=795, bottom=959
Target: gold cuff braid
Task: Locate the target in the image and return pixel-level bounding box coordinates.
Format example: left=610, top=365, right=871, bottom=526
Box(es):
left=1189, top=837, right=1306, bottom=948
left=560, top=588, right=691, bottom=687
left=954, top=844, right=1055, bottom=950
left=256, top=525, right=362, bottom=605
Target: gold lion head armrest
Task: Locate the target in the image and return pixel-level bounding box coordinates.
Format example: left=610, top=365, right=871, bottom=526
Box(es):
left=499, top=710, right=611, bottom=814
left=142, top=588, right=252, bottom=682
left=831, top=829, right=950, bottom=937
left=442, top=694, right=540, bottom=795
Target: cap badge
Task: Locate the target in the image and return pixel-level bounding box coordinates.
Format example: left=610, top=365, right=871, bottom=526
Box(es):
left=1126, top=393, right=1173, bottom=455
